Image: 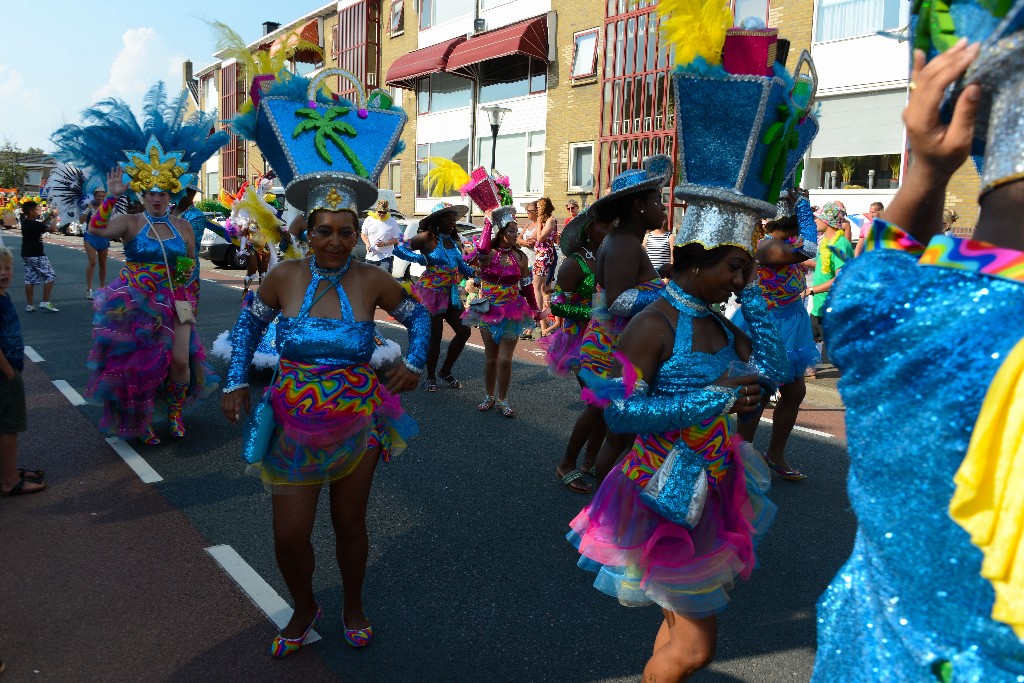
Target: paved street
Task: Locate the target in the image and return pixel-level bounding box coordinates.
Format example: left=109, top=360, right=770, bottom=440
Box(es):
left=0, top=231, right=856, bottom=682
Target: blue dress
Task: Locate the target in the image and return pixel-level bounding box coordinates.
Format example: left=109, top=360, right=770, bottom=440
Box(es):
left=812, top=221, right=1024, bottom=681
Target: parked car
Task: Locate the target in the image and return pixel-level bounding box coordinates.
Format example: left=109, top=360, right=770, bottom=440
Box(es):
left=391, top=218, right=480, bottom=279
left=199, top=215, right=241, bottom=268
left=60, top=221, right=84, bottom=236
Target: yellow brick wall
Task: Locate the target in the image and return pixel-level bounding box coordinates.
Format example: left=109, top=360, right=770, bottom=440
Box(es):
left=380, top=7, right=420, bottom=218
left=543, top=1, right=605, bottom=217
left=768, top=0, right=815, bottom=65
left=944, top=159, right=980, bottom=235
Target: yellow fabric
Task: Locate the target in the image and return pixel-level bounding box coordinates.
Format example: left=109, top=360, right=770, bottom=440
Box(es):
left=950, top=337, right=1024, bottom=641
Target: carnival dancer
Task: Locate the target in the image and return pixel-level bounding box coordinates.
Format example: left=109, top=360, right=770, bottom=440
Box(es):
left=582, top=155, right=672, bottom=482
left=571, top=5, right=820, bottom=677
left=50, top=84, right=227, bottom=444
left=733, top=191, right=820, bottom=480
left=393, top=202, right=474, bottom=392
left=221, top=61, right=429, bottom=655
left=542, top=212, right=613, bottom=493
left=463, top=206, right=540, bottom=417
left=811, top=20, right=1024, bottom=682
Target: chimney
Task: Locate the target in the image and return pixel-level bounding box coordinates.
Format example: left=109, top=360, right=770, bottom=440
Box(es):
left=263, top=21, right=281, bottom=35
left=182, top=60, right=194, bottom=85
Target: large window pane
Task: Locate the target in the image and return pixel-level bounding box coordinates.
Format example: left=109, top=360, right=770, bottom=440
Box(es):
left=572, top=31, right=599, bottom=78
left=527, top=151, right=544, bottom=193
left=734, top=0, right=769, bottom=25
left=479, top=55, right=531, bottom=103
left=428, top=72, right=472, bottom=111
left=416, top=143, right=429, bottom=197
left=436, top=0, right=472, bottom=24
left=477, top=132, right=527, bottom=193
left=570, top=144, right=594, bottom=189
left=420, top=0, right=433, bottom=29
left=816, top=0, right=906, bottom=42
left=417, top=79, right=429, bottom=113
left=419, top=139, right=470, bottom=197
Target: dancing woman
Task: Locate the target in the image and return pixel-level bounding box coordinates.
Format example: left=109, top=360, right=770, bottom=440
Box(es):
left=542, top=212, right=612, bottom=493
left=571, top=241, right=788, bottom=680
left=463, top=206, right=540, bottom=417
left=222, top=189, right=429, bottom=655
left=393, top=202, right=474, bottom=392
left=581, top=156, right=672, bottom=482
left=82, top=188, right=110, bottom=299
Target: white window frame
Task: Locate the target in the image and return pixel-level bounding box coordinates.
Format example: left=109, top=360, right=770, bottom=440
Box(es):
left=571, top=29, right=600, bottom=80
left=567, top=142, right=595, bottom=192
left=387, top=159, right=402, bottom=196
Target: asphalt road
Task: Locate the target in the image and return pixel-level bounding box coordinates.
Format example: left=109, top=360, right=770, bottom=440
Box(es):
left=1, top=231, right=856, bottom=682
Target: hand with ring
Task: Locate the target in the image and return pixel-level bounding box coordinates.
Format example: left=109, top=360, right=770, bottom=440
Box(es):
left=715, top=371, right=762, bottom=415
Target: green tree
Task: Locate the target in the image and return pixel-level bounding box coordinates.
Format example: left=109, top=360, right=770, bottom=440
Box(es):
left=291, top=107, right=369, bottom=177
left=0, top=139, right=26, bottom=190
left=25, top=146, right=44, bottom=155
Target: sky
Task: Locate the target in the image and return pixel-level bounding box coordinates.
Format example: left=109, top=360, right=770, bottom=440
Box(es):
left=1, top=1, right=333, bottom=152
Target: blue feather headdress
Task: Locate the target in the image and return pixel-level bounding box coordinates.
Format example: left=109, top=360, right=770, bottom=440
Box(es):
left=50, top=82, right=229, bottom=202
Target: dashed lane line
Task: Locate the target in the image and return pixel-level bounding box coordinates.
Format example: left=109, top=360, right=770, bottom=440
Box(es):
left=105, top=437, right=163, bottom=484
left=205, top=544, right=322, bottom=644
left=759, top=416, right=835, bottom=439
left=24, top=346, right=43, bottom=363
left=52, top=380, right=86, bottom=406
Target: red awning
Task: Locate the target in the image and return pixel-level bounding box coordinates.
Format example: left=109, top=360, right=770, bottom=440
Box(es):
left=445, top=15, right=548, bottom=79
left=385, top=36, right=466, bottom=89
left=270, top=19, right=321, bottom=64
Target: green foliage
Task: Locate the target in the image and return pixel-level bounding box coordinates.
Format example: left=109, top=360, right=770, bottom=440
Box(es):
left=195, top=198, right=230, bottom=215
left=836, top=156, right=859, bottom=182
left=0, top=139, right=26, bottom=190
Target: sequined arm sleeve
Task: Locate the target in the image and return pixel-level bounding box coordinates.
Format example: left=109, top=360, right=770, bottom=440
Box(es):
left=737, top=282, right=790, bottom=385
left=89, top=195, right=120, bottom=232
left=224, top=294, right=278, bottom=391
left=550, top=288, right=590, bottom=321
left=604, top=381, right=737, bottom=434
left=608, top=286, right=662, bottom=318
left=389, top=297, right=430, bottom=373
left=457, top=253, right=475, bottom=278
left=521, top=276, right=541, bottom=313
left=393, top=240, right=427, bottom=266
left=795, top=197, right=818, bottom=258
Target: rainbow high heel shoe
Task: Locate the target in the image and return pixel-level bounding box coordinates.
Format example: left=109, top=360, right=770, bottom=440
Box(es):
left=342, top=620, right=373, bottom=648
left=269, top=606, right=322, bottom=658
left=139, top=426, right=160, bottom=446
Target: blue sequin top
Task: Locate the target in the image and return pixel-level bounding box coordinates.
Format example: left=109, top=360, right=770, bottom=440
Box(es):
left=812, top=221, right=1024, bottom=682
left=124, top=215, right=187, bottom=266
left=394, top=234, right=474, bottom=277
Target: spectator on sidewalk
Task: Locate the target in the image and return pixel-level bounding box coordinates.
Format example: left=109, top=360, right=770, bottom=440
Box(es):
left=361, top=199, right=402, bottom=272
left=19, top=201, right=59, bottom=313
left=942, top=207, right=959, bottom=236
left=642, top=216, right=673, bottom=278
left=803, top=202, right=853, bottom=367
left=0, top=246, right=46, bottom=497
left=852, top=201, right=885, bottom=257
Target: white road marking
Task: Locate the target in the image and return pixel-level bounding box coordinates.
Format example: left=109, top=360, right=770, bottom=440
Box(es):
left=759, top=416, right=835, bottom=439
left=52, top=380, right=86, bottom=406
left=24, top=346, right=43, bottom=363
left=105, top=437, right=163, bottom=483
left=205, top=544, right=322, bottom=643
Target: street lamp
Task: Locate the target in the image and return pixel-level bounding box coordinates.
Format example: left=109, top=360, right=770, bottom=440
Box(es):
left=480, top=105, right=512, bottom=172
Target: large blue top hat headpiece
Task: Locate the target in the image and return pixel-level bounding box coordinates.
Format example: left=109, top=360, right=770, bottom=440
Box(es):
left=232, top=68, right=407, bottom=215
left=653, top=0, right=820, bottom=253
left=916, top=0, right=1024, bottom=197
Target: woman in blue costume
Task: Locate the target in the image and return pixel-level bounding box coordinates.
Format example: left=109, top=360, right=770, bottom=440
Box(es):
left=222, top=182, right=430, bottom=656
left=393, top=202, right=475, bottom=392
left=570, top=239, right=788, bottom=680
left=733, top=192, right=821, bottom=480
left=581, top=155, right=672, bottom=483
left=811, top=30, right=1024, bottom=681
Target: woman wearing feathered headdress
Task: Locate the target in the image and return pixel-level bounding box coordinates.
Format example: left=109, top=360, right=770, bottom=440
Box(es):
left=51, top=83, right=228, bottom=444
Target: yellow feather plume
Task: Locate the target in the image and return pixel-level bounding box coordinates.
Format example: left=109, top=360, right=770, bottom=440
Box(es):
left=655, top=0, right=733, bottom=67
left=425, top=157, right=471, bottom=197
left=233, top=187, right=284, bottom=247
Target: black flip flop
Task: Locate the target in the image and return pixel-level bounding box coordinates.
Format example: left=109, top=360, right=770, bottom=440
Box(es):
left=18, top=468, right=45, bottom=482
left=1, top=479, right=47, bottom=497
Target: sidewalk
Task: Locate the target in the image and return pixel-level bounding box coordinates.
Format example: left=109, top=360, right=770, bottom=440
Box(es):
left=0, top=361, right=337, bottom=682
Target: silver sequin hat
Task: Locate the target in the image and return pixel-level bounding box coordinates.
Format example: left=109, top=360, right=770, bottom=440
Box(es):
left=420, top=201, right=469, bottom=232
left=285, top=172, right=378, bottom=215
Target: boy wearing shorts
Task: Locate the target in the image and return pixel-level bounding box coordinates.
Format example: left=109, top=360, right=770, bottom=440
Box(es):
left=0, top=246, right=46, bottom=496
left=19, top=200, right=59, bottom=312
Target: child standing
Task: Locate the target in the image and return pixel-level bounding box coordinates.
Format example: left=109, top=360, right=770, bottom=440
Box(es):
left=19, top=200, right=59, bottom=312
left=0, top=246, right=46, bottom=496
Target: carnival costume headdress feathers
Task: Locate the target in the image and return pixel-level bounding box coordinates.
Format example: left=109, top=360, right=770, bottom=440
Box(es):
left=50, top=83, right=228, bottom=202
left=658, top=0, right=819, bottom=253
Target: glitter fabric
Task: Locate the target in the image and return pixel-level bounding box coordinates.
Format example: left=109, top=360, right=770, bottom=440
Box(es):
left=607, top=283, right=666, bottom=317
left=386, top=297, right=430, bottom=372
left=674, top=198, right=763, bottom=254
left=394, top=235, right=473, bottom=313
left=567, top=281, right=783, bottom=617
left=966, top=30, right=1024, bottom=196
left=813, top=221, right=1024, bottom=682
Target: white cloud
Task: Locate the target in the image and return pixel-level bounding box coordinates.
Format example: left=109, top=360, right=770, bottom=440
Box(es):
left=91, top=27, right=187, bottom=107
left=0, top=64, right=48, bottom=148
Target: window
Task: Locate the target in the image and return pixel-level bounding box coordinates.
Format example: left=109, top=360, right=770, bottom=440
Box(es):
left=206, top=171, right=219, bottom=199
left=416, top=73, right=472, bottom=113
left=475, top=129, right=544, bottom=195
left=389, top=0, right=404, bottom=34
left=571, top=30, right=599, bottom=79
left=568, top=143, right=595, bottom=191
left=815, top=154, right=899, bottom=189
left=420, top=0, right=472, bottom=30
left=733, top=0, right=769, bottom=25
left=416, top=139, right=471, bottom=197
left=479, top=0, right=510, bottom=9
left=331, top=23, right=340, bottom=56
left=201, top=75, right=217, bottom=111
left=387, top=161, right=402, bottom=195
left=478, top=55, right=547, bottom=104
left=816, top=0, right=909, bottom=42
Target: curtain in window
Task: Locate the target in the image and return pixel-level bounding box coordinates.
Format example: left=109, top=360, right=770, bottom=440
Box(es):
left=817, top=0, right=884, bottom=42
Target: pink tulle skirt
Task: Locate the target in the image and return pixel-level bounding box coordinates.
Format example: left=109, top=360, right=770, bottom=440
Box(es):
left=539, top=327, right=585, bottom=376
left=412, top=281, right=454, bottom=316
left=86, top=263, right=216, bottom=438
left=567, top=439, right=775, bottom=617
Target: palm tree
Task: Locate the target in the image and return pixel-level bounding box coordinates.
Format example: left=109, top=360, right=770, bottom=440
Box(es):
left=292, top=106, right=369, bottom=177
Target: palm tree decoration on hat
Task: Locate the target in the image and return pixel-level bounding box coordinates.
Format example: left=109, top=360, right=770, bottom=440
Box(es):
left=292, top=106, right=369, bottom=177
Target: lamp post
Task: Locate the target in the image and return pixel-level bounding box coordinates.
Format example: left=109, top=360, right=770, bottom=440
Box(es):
left=480, top=105, right=512, bottom=172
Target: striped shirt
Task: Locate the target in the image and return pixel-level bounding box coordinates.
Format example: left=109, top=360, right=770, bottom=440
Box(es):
left=645, top=231, right=672, bottom=270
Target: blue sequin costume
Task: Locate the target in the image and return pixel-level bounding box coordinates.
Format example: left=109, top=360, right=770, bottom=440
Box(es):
left=394, top=235, right=474, bottom=315
left=226, top=258, right=430, bottom=491
left=812, top=221, right=1024, bottom=682
left=569, top=282, right=788, bottom=616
